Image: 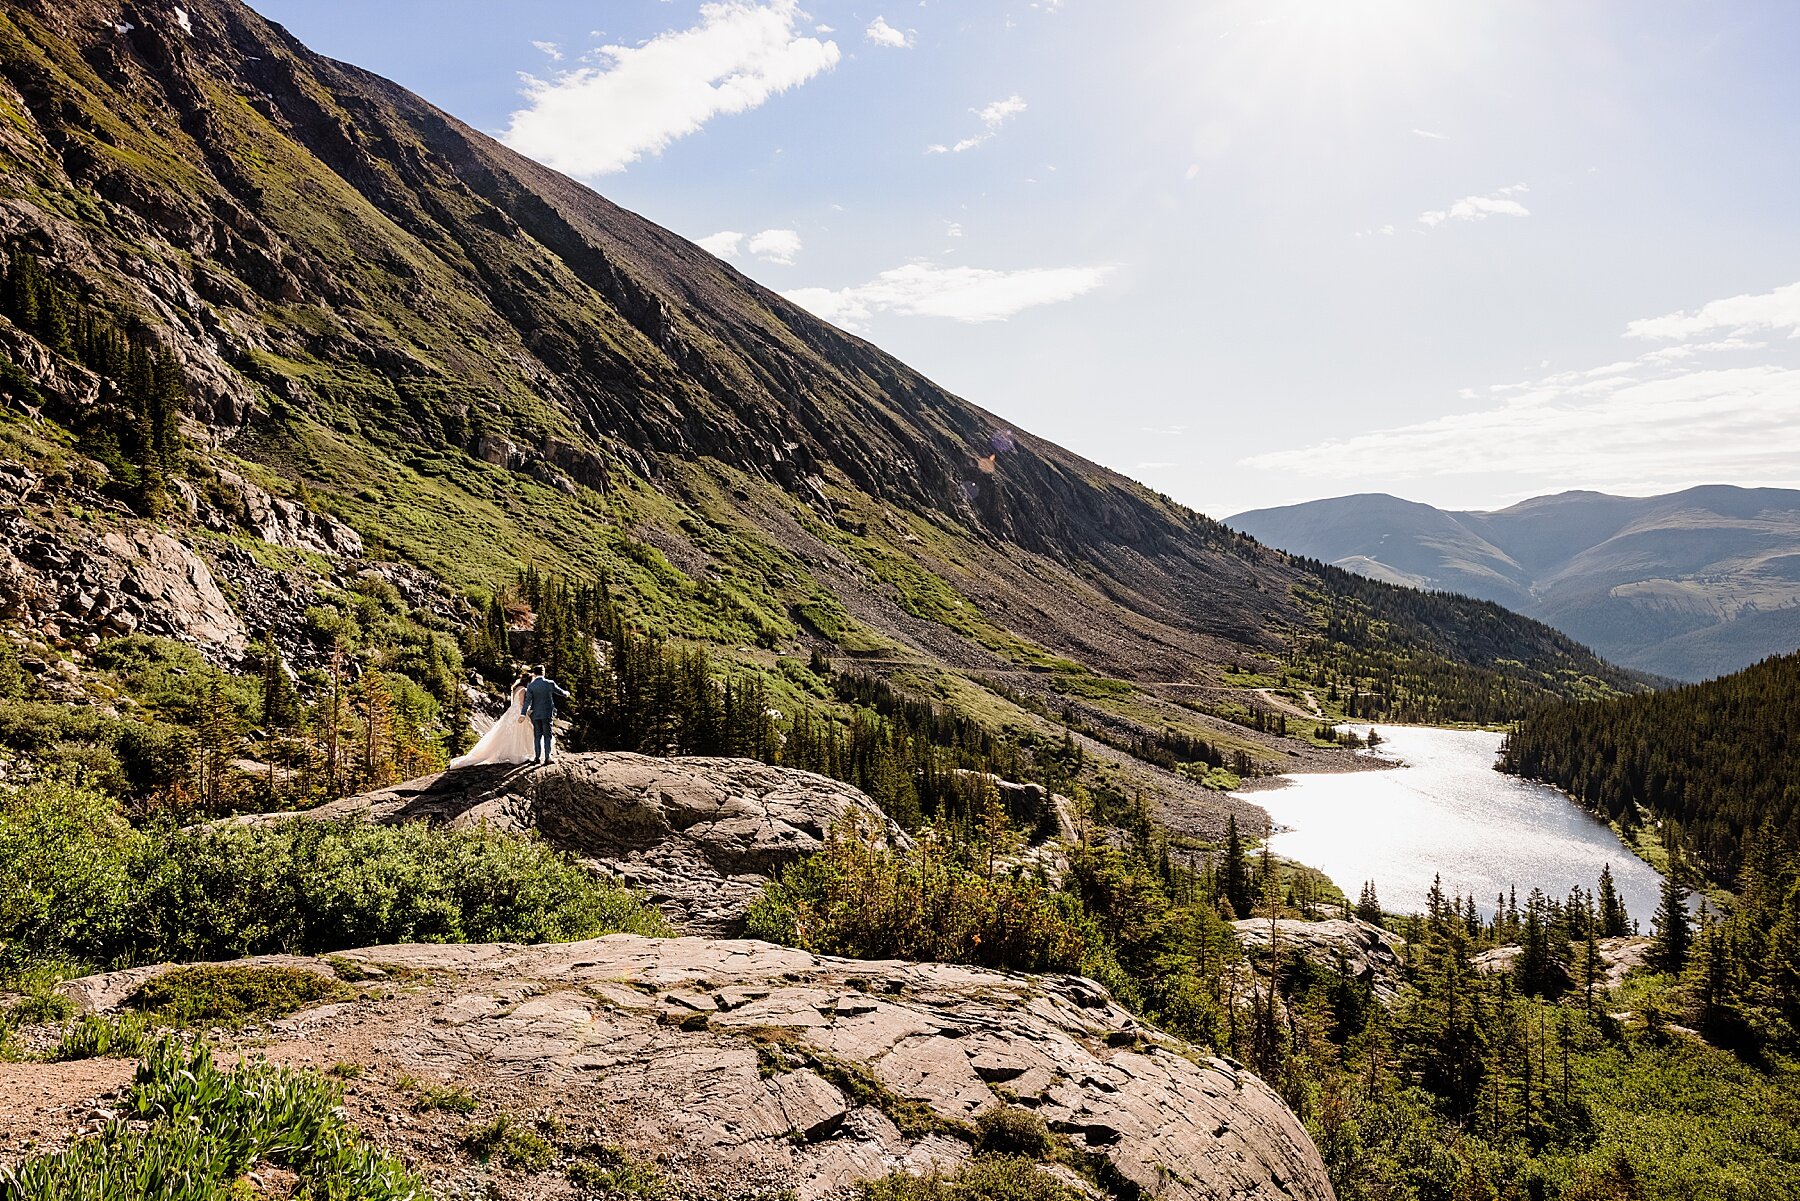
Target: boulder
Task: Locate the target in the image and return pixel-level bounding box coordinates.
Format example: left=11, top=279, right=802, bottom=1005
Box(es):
left=293, top=753, right=914, bottom=935
left=46, top=935, right=1337, bottom=1201
left=1474, top=936, right=1649, bottom=990
left=99, top=527, right=248, bottom=655
left=1233, top=917, right=1406, bottom=1003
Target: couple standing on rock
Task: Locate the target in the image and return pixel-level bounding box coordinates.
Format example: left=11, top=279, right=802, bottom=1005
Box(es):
left=448, top=665, right=571, bottom=769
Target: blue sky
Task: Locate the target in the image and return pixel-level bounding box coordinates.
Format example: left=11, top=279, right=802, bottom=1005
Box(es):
left=253, top=0, right=1800, bottom=517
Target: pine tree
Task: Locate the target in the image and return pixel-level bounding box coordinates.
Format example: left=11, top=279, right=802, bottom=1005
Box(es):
left=1221, top=814, right=1251, bottom=917
left=1597, top=863, right=1629, bottom=938
left=1652, top=871, right=1691, bottom=973
left=1355, top=880, right=1382, bottom=924
left=256, top=631, right=301, bottom=731
left=194, top=673, right=244, bottom=812
left=359, top=671, right=398, bottom=788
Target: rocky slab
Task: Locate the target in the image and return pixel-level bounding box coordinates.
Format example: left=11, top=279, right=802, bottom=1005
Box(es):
left=1233, top=917, right=1406, bottom=1003
left=50, top=935, right=1335, bottom=1201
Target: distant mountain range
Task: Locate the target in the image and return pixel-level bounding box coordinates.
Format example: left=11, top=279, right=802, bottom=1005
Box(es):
left=1227, top=487, right=1800, bottom=681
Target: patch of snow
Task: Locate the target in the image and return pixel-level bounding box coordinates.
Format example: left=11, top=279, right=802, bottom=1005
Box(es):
left=173, top=7, right=192, bottom=34
left=112, top=21, right=135, bottom=33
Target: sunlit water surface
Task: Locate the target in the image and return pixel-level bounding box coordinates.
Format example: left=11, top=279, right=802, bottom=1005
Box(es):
left=1240, top=725, right=1664, bottom=924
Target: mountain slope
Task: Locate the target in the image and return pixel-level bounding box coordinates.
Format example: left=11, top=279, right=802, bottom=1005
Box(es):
left=0, top=0, right=1636, bottom=788
left=1230, top=487, right=1800, bottom=680
left=1501, top=649, right=1800, bottom=880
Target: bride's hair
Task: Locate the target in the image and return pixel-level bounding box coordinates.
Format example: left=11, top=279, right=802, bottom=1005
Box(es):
left=514, top=670, right=532, bottom=690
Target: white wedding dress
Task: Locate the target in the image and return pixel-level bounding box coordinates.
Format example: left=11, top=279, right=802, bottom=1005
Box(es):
left=449, top=687, right=536, bottom=768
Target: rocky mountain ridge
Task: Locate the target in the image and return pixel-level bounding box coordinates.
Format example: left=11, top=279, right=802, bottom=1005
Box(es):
left=1229, top=486, right=1800, bottom=680
left=0, top=0, right=1633, bottom=729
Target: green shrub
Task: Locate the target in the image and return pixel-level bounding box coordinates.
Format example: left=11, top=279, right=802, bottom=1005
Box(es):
left=855, top=1156, right=1082, bottom=1201
left=90, top=636, right=258, bottom=728
left=140, top=817, right=671, bottom=960
left=0, top=1039, right=424, bottom=1200
left=974, top=1106, right=1054, bottom=1160
left=462, top=1113, right=554, bottom=1171
left=6, top=991, right=74, bottom=1026
left=0, top=775, right=670, bottom=970
left=566, top=1145, right=667, bottom=1195
left=52, top=1012, right=152, bottom=1061
left=0, top=702, right=192, bottom=798
left=0, top=641, right=25, bottom=701
left=745, top=827, right=1094, bottom=975
left=0, top=774, right=144, bottom=971
left=414, top=1083, right=479, bottom=1114
left=126, top=965, right=347, bottom=1027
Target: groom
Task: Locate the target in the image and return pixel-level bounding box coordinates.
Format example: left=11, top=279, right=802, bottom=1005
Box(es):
left=521, top=665, right=571, bottom=765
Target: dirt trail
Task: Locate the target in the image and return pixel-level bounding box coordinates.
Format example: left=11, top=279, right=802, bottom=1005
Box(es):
left=1254, top=688, right=1324, bottom=722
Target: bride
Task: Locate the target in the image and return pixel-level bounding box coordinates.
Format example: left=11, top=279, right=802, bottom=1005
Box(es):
left=449, top=671, right=536, bottom=768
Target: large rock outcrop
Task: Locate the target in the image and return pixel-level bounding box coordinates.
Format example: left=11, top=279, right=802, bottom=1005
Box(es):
left=36, top=935, right=1336, bottom=1201
left=0, top=498, right=249, bottom=658
left=1232, top=918, right=1406, bottom=1004
left=296, top=754, right=913, bottom=934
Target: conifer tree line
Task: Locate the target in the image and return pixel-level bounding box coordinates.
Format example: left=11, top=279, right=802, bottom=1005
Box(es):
left=463, top=571, right=1064, bottom=835
left=1500, top=650, right=1800, bottom=880
left=0, top=244, right=185, bottom=512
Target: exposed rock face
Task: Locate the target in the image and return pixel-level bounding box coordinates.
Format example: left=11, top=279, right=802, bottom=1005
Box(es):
left=197, top=468, right=364, bottom=558
left=46, top=936, right=1336, bottom=1201
left=1233, top=918, right=1406, bottom=1003
left=298, top=754, right=913, bottom=934
left=0, top=505, right=248, bottom=658
left=1474, top=936, right=1650, bottom=991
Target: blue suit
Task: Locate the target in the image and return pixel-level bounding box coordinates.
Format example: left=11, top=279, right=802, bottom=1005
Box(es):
left=521, top=675, right=570, bottom=763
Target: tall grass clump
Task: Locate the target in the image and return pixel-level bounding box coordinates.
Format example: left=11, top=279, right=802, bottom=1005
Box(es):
left=0, top=1039, right=424, bottom=1200
left=854, top=1157, right=1082, bottom=1201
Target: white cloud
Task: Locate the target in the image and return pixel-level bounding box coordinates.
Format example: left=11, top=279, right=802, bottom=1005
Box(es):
left=697, top=230, right=745, bottom=258
left=502, top=1, right=840, bottom=178
left=865, top=16, right=913, bottom=48
left=1625, top=280, right=1800, bottom=342
left=783, top=262, right=1111, bottom=328
left=1419, top=183, right=1529, bottom=229
left=531, top=40, right=564, bottom=61
left=747, top=228, right=803, bottom=264
left=926, top=94, right=1027, bottom=154
left=1240, top=314, right=1799, bottom=494
left=944, top=221, right=964, bottom=238
left=1410, top=127, right=1447, bottom=140
left=698, top=227, right=802, bottom=264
